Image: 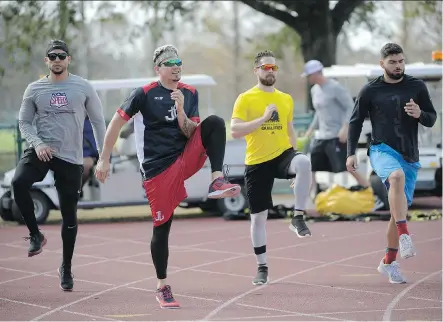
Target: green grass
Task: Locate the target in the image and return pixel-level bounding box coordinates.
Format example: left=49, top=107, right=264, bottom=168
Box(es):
left=0, top=129, right=16, bottom=153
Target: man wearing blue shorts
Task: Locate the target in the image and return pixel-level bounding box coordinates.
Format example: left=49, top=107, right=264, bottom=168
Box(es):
left=346, top=43, right=437, bottom=284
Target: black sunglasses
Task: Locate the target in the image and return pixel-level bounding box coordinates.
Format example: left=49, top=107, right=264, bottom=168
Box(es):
left=47, top=53, right=68, bottom=61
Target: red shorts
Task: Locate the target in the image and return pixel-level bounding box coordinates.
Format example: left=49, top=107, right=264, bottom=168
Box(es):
left=142, top=125, right=207, bottom=226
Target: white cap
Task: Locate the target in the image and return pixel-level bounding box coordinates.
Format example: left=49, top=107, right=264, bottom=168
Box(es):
left=301, top=60, right=324, bottom=77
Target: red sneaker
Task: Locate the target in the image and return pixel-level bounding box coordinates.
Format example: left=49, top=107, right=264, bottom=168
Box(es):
left=156, top=285, right=180, bottom=309
left=208, top=177, right=241, bottom=199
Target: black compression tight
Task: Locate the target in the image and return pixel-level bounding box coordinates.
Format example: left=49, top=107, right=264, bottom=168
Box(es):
left=151, top=216, right=173, bottom=280
left=12, top=149, right=82, bottom=267
left=150, top=115, right=226, bottom=280
left=200, top=115, right=226, bottom=173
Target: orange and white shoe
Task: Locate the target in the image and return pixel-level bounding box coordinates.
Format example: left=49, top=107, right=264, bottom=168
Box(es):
left=156, top=285, right=180, bottom=309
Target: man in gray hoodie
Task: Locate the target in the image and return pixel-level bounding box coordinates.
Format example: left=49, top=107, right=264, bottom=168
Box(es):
left=12, top=39, right=106, bottom=291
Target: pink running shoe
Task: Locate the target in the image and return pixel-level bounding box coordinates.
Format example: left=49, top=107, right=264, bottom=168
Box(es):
left=207, top=165, right=241, bottom=199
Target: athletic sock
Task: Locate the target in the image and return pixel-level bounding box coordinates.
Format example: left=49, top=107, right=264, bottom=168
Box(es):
left=396, top=220, right=409, bottom=236
left=384, top=248, right=398, bottom=264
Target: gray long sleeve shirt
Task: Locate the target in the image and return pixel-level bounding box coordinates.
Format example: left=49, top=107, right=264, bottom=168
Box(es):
left=310, top=79, right=354, bottom=140
left=18, top=74, right=106, bottom=165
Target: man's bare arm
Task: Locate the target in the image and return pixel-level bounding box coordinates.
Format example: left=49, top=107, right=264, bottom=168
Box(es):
left=287, top=121, right=297, bottom=149
left=177, top=111, right=198, bottom=138
left=230, top=117, right=266, bottom=139
left=99, top=113, right=127, bottom=162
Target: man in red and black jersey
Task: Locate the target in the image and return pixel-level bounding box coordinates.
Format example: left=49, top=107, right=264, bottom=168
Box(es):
left=95, top=45, right=241, bottom=308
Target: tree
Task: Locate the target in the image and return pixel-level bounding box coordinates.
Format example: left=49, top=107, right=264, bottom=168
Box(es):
left=240, top=0, right=373, bottom=68
left=0, top=1, right=199, bottom=78
left=239, top=0, right=374, bottom=112
left=0, top=0, right=81, bottom=76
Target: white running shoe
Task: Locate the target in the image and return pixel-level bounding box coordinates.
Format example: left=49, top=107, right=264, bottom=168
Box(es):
left=377, top=259, right=407, bottom=284
left=399, top=234, right=416, bottom=259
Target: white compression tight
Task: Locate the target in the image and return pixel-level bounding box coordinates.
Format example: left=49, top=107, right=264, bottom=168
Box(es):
left=287, top=153, right=312, bottom=211
left=250, top=154, right=312, bottom=265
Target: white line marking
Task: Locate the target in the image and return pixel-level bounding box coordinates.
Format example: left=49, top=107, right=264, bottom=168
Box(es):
left=0, top=297, right=51, bottom=309
left=180, top=247, right=433, bottom=275
left=44, top=274, right=116, bottom=286
left=191, top=269, right=442, bottom=304
left=184, top=229, right=288, bottom=248
left=30, top=254, right=247, bottom=321
left=190, top=268, right=253, bottom=279
left=0, top=250, right=173, bottom=286
left=201, top=237, right=442, bottom=321
left=0, top=266, right=37, bottom=275
left=318, top=306, right=443, bottom=316
left=62, top=309, right=118, bottom=321
left=128, top=286, right=222, bottom=302
left=284, top=280, right=392, bottom=296
left=383, top=270, right=442, bottom=321
left=213, top=306, right=443, bottom=321
left=128, top=285, right=340, bottom=320
left=408, top=296, right=442, bottom=303
left=234, top=303, right=342, bottom=321
left=29, top=229, right=375, bottom=321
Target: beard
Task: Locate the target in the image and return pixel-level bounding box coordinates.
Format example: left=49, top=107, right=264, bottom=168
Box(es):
left=50, top=65, right=65, bottom=75
left=259, top=75, right=276, bottom=86
left=386, top=69, right=404, bottom=80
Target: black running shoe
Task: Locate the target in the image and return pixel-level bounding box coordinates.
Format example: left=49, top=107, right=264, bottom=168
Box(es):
left=252, top=265, right=269, bottom=285
left=24, top=231, right=47, bottom=257
left=58, top=266, right=74, bottom=291
left=289, top=213, right=312, bottom=238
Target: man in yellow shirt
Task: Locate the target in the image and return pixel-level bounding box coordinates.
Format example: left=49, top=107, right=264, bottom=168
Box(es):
left=230, top=50, right=312, bottom=285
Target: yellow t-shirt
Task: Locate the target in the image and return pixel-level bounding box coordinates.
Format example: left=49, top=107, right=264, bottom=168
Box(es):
left=231, top=86, right=294, bottom=165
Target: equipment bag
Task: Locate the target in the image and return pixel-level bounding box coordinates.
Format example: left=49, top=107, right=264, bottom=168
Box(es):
left=315, top=184, right=376, bottom=216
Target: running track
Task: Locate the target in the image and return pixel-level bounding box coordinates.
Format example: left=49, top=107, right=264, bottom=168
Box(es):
left=0, top=218, right=441, bottom=321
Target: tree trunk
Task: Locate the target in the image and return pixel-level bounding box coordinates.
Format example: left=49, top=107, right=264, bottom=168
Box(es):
left=298, top=10, right=338, bottom=112
left=58, top=0, right=69, bottom=40
left=301, top=31, right=338, bottom=112
left=78, top=0, right=89, bottom=78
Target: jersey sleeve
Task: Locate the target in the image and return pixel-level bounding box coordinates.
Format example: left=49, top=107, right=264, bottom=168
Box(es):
left=83, top=80, right=106, bottom=153
left=231, top=94, right=248, bottom=121
left=117, top=87, right=145, bottom=121
left=188, top=89, right=200, bottom=123
left=18, top=83, right=45, bottom=148
left=417, top=81, right=437, bottom=127
left=347, top=84, right=371, bottom=157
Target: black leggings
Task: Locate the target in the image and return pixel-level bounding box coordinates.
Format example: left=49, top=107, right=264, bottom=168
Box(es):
left=200, top=115, right=226, bottom=173
left=150, top=115, right=226, bottom=280
left=12, top=148, right=83, bottom=266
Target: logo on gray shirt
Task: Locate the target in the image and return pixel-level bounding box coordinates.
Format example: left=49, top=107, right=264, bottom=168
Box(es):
left=50, top=92, right=69, bottom=108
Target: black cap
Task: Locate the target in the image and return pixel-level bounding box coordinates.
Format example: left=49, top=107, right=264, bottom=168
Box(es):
left=46, top=39, right=69, bottom=56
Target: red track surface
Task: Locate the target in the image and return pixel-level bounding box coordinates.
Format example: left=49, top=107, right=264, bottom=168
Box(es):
left=0, top=217, right=441, bottom=321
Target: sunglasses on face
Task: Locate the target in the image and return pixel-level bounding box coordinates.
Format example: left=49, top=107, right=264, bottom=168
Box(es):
left=258, top=64, right=279, bottom=71
left=47, top=53, right=68, bottom=61
left=161, top=59, right=182, bottom=67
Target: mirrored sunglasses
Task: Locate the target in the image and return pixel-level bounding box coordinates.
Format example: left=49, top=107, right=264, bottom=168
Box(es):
left=259, top=64, right=278, bottom=71
left=162, top=59, right=182, bottom=67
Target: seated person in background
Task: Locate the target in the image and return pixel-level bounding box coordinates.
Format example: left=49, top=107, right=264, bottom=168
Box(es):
left=82, top=117, right=99, bottom=193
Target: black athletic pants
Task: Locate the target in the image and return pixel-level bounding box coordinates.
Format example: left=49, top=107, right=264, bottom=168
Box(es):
left=150, top=115, right=226, bottom=280
left=12, top=148, right=83, bottom=267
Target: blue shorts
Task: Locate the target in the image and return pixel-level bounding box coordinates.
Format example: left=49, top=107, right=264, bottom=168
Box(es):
left=369, top=143, right=421, bottom=206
